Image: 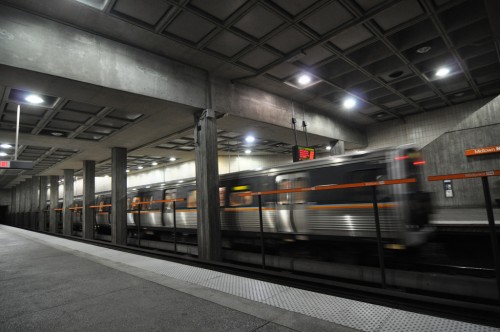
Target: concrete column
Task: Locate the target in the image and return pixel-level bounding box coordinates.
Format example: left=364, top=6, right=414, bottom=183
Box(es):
left=39, top=176, right=48, bottom=231
left=13, top=186, right=18, bottom=226
left=111, top=148, right=127, bottom=245
left=9, top=188, right=15, bottom=226
left=329, top=139, right=345, bottom=156
left=49, top=175, right=59, bottom=233
left=31, top=176, right=40, bottom=230
left=194, top=109, right=221, bottom=261
left=22, top=181, right=30, bottom=228
left=62, top=169, right=74, bottom=236
left=83, top=160, right=95, bottom=240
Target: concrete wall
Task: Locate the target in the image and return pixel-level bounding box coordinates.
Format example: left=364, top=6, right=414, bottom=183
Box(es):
left=366, top=98, right=493, bottom=150
left=422, top=96, right=500, bottom=207
left=0, top=190, right=12, bottom=206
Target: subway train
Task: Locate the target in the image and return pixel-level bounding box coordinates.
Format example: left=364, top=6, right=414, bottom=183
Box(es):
left=73, top=145, right=434, bottom=248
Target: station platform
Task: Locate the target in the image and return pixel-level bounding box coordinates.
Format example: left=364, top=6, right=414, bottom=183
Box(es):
left=0, top=225, right=497, bottom=332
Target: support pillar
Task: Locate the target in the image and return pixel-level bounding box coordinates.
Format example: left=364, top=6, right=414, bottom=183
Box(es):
left=31, top=176, right=40, bottom=230
left=111, top=147, right=127, bottom=245
left=49, top=176, right=59, bottom=233
left=62, top=169, right=74, bottom=236
left=194, top=109, right=221, bottom=261
left=39, top=177, right=48, bottom=231
left=22, top=181, right=31, bottom=228
left=83, top=160, right=95, bottom=240
left=329, top=139, right=345, bottom=156
left=13, top=186, right=19, bottom=227
left=9, top=188, right=15, bottom=226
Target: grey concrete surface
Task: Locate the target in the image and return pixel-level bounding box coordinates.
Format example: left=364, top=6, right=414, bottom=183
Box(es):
left=0, top=226, right=354, bottom=332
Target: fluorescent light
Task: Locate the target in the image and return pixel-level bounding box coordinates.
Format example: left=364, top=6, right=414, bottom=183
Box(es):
left=169, top=157, right=176, bottom=162
left=326, top=146, right=332, bottom=151
left=436, top=67, right=450, bottom=77
left=178, top=180, right=184, bottom=183
left=0, top=144, right=12, bottom=149
left=0, top=152, right=8, bottom=157
left=245, top=135, right=255, bottom=143
left=245, top=149, right=251, bottom=154
left=343, top=98, right=356, bottom=109
left=298, top=75, right=311, bottom=85
left=137, top=166, right=143, bottom=170
left=126, top=169, right=130, bottom=173
left=152, top=161, right=158, bottom=166
left=146, top=186, right=150, bottom=189
left=25, top=95, right=44, bottom=104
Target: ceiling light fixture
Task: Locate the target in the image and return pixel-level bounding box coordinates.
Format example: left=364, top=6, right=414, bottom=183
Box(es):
left=0, top=152, right=8, bottom=157
left=245, top=149, right=251, bottom=154
left=436, top=67, right=450, bottom=77
left=343, top=97, right=356, bottom=109
left=416, top=46, right=431, bottom=54
left=137, top=166, right=143, bottom=170
left=245, top=135, right=255, bottom=143
left=298, top=74, right=312, bottom=85
left=51, top=132, right=63, bottom=137
left=326, top=146, right=332, bottom=151
left=0, top=144, right=12, bottom=149
left=152, top=161, right=158, bottom=166
left=25, top=94, right=44, bottom=104
left=169, top=157, right=176, bottom=162
left=126, top=169, right=130, bottom=173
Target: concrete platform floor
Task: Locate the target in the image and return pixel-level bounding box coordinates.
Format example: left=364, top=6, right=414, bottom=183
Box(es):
left=0, top=225, right=497, bottom=332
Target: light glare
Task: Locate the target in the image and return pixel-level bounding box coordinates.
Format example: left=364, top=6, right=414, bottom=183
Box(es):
left=245, top=135, right=255, bottom=143
left=298, top=75, right=311, bottom=85
left=245, top=149, right=251, bottom=154
left=436, top=67, right=450, bottom=77
left=343, top=98, right=356, bottom=109
left=25, top=95, right=44, bottom=104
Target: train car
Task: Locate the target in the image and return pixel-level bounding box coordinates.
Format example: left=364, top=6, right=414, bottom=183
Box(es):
left=122, top=145, right=433, bottom=248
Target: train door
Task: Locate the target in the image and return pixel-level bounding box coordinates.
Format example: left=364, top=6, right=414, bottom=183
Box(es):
left=275, top=172, right=309, bottom=233
left=162, top=189, right=177, bottom=228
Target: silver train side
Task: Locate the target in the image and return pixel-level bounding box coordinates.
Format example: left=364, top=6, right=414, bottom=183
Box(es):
left=86, top=146, right=434, bottom=247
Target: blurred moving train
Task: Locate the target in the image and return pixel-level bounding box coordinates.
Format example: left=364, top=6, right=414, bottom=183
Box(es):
left=67, top=145, right=434, bottom=248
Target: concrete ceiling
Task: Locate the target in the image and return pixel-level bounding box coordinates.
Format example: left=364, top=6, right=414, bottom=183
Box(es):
left=0, top=0, right=499, bottom=188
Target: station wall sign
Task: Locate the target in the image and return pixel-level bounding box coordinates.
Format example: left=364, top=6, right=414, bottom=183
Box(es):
left=465, top=145, right=500, bottom=157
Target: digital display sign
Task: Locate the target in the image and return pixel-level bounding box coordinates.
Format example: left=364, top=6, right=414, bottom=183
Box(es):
left=292, top=145, right=315, bottom=162
left=0, top=160, right=33, bottom=169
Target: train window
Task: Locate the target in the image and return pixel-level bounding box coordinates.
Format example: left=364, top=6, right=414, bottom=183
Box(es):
left=293, top=178, right=307, bottom=204
left=229, top=191, right=252, bottom=206
left=98, top=201, right=105, bottom=212
left=132, top=196, right=140, bottom=210
left=278, top=179, right=292, bottom=205
left=164, top=192, right=176, bottom=210
left=219, top=187, right=226, bottom=207
left=187, top=190, right=197, bottom=208
left=142, top=196, right=153, bottom=210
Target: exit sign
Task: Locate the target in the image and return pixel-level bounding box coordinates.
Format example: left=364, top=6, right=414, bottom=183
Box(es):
left=0, top=161, right=10, bottom=168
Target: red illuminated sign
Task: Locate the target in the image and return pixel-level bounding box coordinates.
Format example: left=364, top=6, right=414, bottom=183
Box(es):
left=0, top=161, right=10, bottom=168
left=292, top=146, right=315, bottom=162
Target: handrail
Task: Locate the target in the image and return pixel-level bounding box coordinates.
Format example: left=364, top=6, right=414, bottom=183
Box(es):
left=53, top=208, right=63, bottom=211
left=428, top=170, right=500, bottom=181
left=134, top=198, right=186, bottom=205
left=89, top=204, right=112, bottom=208
left=68, top=207, right=83, bottom=210
left=238, top=178, right=416, bottom=196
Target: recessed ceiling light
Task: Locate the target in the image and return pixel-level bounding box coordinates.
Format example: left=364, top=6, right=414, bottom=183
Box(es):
left=245, top=135, right=255, bottom=143
left=326, top=146, right=332, bottom=151
left=436, top=67, right=450, bottom=77
left=298, top=74, right=311, bottom=85
left=416, top=46, right=431, bottom=54
left=245, top=149, right=251, bottom=154
left=0, top=144, right=12, bottom=149
left=169, top=157, right=176, bottom=162
left=389, top=70, right=404, bottom=78
left=152, top=161, right=158, bottom=166
left=137, top=166, right=143, bottom=170
left=25, top=95, right=44, bottom=104
left=343, top=97, right=356, bottom=109
left=0, top=152, right=8, bottom=157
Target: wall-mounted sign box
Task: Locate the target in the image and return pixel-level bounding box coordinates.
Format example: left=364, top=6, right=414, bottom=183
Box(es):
left=292, top=145, right=315, bottom=162
left=465, top=145, right=500, bottom=157
left=0, top=160, right=33, bottom=169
